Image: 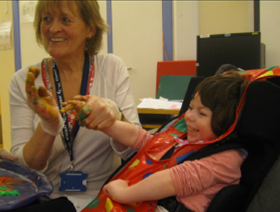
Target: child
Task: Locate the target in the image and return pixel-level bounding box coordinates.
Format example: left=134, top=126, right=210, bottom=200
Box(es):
left=64, top=71, right=248, bottom=212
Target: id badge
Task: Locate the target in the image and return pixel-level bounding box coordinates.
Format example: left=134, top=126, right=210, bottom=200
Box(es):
left=59, top=171, right=88, bottom=192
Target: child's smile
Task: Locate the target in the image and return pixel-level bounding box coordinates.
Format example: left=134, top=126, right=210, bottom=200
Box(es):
left=185, top=93, right=218, bottom=142
left=187, top=127, right=199, bottom=132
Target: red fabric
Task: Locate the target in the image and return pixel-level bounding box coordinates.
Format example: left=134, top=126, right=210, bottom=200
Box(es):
left=82, top=67, right=280, bottom=212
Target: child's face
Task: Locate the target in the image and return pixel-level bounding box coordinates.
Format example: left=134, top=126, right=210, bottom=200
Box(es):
left=184, top=93, right=218, bottom=142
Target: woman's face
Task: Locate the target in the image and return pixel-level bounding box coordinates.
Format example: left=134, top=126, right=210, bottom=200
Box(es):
left=184, top=93, right=218, bottom=142
left=40, top=1, right=93, bottom=59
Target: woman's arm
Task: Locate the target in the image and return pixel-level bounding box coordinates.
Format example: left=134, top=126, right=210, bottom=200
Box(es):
left=9, top=66, right=60, bottom=171
left=103, top=169, right=176, bottom=204
left=22, top=124, right=56, bottom=170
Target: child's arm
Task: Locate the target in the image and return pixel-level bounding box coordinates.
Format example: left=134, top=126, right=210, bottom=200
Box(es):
left=101, top=120, right=139, bottom=149
left=103, top=169, right=176, bottom=204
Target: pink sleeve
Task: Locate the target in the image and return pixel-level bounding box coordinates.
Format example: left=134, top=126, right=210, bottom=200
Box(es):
left=132, top=128, right=153, bottom=151
left=170, top=149, right=244, bottom=197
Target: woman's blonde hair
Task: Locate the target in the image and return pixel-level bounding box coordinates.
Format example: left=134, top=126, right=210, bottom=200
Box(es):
left=33, top=0, right=108, bottom=56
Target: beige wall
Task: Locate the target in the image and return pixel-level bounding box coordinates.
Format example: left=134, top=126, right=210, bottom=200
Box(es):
left=0, top=1, right=15, bottom=151
left=0, top=94, right=2, bottom=144
left=199, top=1, right=254, bottom=35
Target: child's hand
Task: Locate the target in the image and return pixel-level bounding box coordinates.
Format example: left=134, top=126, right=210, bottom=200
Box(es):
left=103, top=179, right=130, bottom=204
left=0, top=149, right=18, bottom=162
left=25, top=66, right=64, bottom=136
left=63, top=95, right=119, bottom=130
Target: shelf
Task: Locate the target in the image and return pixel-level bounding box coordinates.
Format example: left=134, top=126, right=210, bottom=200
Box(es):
left=138, top=108, right=180, bottom=130
left=137, top=108, right=179, bottom=115
left=141, top=124, right=162, bottom=129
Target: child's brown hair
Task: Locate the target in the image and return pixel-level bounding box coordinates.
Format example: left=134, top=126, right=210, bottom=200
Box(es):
left=193, top=72, right=248, bottom=136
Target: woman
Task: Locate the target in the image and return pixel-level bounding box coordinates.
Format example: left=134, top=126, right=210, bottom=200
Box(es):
left=9, top=0, right=141, bottom=211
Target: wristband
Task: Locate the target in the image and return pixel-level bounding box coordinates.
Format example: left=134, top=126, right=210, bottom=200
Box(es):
left=40, top=115, right=64, bottom=136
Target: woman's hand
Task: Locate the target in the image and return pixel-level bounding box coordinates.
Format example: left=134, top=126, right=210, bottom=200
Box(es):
left=61, top=96, right=137, bottom=151
left=62, top=95, right=120, bottom=130
left=103, top=179, right=130, bottom=204
left=25, top=66, right=64, bottom=136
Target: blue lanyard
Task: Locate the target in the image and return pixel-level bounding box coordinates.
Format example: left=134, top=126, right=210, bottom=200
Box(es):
left=53, top=53, right=89, bottom=163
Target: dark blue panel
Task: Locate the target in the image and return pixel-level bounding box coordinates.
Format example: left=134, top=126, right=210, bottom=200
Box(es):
left=162, top=0, right=173, bottom=61
left=12, top=0, right=22, bottom=71
left=106, top=0, right=113, bottom=53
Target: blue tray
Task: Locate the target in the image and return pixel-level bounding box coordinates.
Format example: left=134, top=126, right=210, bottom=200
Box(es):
left=0, top=159, right=53, bottom=211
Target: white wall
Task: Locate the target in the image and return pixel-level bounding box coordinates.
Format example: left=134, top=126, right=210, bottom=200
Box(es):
left=19, top=0, right=108, bottom=68
left=19, top=1, right=47, bottom=68
left=19, top=1, right=163, bottom=105
left=173, top=1, right=199, bottom=60
left=0, top=1, right=15, bottom=151
left=18, top=0, right=254, bottom=105
left=1, top=1, right=258, bottom=150
left=112, top=1, right=163, bottom=103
